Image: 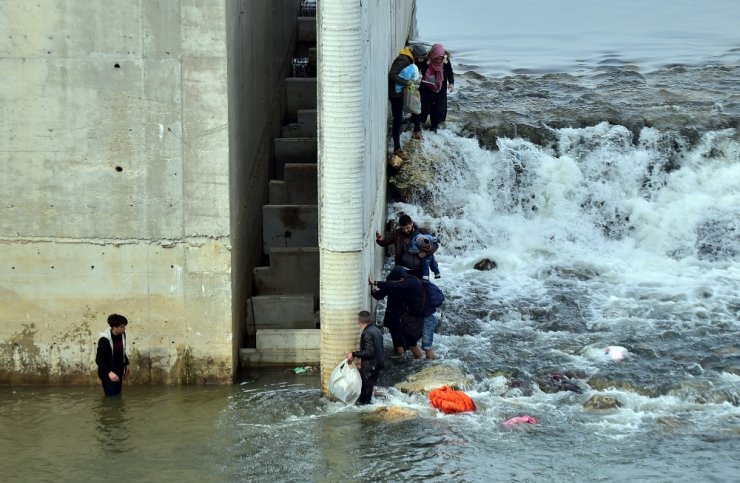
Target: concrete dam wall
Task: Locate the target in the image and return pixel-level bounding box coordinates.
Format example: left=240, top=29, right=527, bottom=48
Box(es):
left=0, top=0, right=415, bottom=385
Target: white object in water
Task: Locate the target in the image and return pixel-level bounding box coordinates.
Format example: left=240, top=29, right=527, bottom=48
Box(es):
left=604, top=346, right=627, bottom=361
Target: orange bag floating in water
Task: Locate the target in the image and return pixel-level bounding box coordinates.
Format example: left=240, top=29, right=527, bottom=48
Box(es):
left=428, top=386, right=476, bottom=414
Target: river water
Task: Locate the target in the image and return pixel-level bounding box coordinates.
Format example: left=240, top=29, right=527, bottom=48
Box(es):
left=3, top=1, right=740, bottom=482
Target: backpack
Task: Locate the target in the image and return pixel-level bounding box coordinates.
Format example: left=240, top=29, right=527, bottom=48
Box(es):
left=423, top=280, right=445, bottom=308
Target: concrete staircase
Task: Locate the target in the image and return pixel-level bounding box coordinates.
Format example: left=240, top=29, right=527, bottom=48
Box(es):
left=240, top=12, right=319, bottom=368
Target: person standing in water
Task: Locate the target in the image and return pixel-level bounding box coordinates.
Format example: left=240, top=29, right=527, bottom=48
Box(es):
left=96, top=313, right=130, bottom=396
left=347, top=310, right=385, bottom=404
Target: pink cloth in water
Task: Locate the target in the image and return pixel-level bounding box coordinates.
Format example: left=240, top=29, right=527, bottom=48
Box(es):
left=503, top=415, right=537, bottom=426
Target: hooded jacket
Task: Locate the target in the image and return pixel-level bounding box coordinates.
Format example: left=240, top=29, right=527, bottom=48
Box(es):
left=388, top=47, right=415, bottom=99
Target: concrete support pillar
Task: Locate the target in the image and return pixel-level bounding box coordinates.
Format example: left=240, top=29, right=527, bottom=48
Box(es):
left=317, top=0, right=366, bottom=395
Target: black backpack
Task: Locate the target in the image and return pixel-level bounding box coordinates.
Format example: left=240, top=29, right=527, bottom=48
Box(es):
left=422, top=280, right=445, bottom=308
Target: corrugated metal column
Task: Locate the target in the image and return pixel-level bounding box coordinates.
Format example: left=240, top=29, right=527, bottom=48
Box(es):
left=317, top=0, right=366, bottom=395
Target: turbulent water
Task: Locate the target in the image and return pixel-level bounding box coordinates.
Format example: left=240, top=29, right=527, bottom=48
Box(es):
left=3, top=2, right=740, bottom=482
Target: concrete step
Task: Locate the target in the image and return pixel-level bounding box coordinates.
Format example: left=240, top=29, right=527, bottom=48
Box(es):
left=269, top=163, right=317, bottom=205
left=254, top=247, right=319, bottom=296
left=239, top=329, right=320, bottom=367
left=286, top=78, right=316, bottom=121
left=250, top=294, right=318, bottom=330
left=262, top=204, right=318, bottom=253
left=297, top=17, right=316, bottom=43
left=274, top=137, right=316, bottom=179
left=281, top=109, right=317, bottom=138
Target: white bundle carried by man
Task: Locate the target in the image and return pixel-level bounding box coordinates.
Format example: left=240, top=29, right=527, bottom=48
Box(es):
left=328, top=359, right=362, bottom=404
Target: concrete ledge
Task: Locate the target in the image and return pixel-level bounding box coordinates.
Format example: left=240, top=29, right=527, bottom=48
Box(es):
left=286, top=78, right=317, bottom=121
left=269, top=180, right=287, bottom=205
left=254, top=247, right=319, bottom=296
left=268, top=163, right=317, bottom=205
left=239, top=328, right=320, bottom=367
left=274, top=137, right=316, bottom=179
left=239, top=347, right=320, bottom=367
left=251, top=294, right=317, bottom=329
left=262, top=205, right=318, bottom=252
left=298, top=17, right=316, bottom=42
left=256, top=328, right=320, bottom=350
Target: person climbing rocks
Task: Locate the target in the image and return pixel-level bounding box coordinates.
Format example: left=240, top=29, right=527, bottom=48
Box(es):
left=388, top=43, right=427, bottom=161
left=376, top=213, right=439, bottom=279
left=415, top=43, right=454, bottom=134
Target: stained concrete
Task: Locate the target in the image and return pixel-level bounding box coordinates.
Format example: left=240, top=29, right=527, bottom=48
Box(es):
left=0, top=1, right=302, bottom=384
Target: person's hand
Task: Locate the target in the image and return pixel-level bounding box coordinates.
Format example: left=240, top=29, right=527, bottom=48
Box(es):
left=448, top=84, right=454, bottom=92
left=375, top=231, right=383, bottom=241
left=346, top=353, right=354, bottom=362
left=368, top=276, right=375, bottom=286
left=108, top=371, right=120, bottom=382
left=125, top=366, right=130, bottom=377
left=406, top=79, right=413, bottom=86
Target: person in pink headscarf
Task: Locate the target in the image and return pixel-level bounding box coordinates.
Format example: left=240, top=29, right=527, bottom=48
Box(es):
left=412, top=43, right=455, bottom=137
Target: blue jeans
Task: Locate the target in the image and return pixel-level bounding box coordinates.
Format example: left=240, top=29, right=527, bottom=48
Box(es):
left=420, top=254, right=440, bottom=279
left=421, top=314, right=438, bottom=350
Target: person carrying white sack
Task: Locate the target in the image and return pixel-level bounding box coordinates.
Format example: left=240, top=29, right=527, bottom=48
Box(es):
left=346, top=310, right=386, bottom=405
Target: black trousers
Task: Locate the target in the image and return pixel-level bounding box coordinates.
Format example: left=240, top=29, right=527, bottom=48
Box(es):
left=359, top=367, right=381, bottom=404
left=389, top=96, right=404, bottom=150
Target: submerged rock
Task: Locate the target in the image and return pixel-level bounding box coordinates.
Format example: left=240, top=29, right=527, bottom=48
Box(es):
left=584, top=395, right=622, bottom=411
left=394, top=364, right=473, bottom=395
left=537, top=371, right=585, bottom=394
left=474, top=258, right=497, bottom=271
left=587, top=377, right=656, bottom=397
left=363, top=406, right=418, bottom=423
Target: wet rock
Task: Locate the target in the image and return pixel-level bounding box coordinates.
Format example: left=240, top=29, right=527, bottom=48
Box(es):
left=394, top=364, right=473, bottom=395
left=473, top=258, right=497, bottom=271
left=363, top=406, right=418, bottom=423
left=537, top=371, right=585, bottom=394
left=656, top=416, right=684, bottom=430
left=584, top=395, right=622, bottom=411
left=587, top=377, right=656, bottom=397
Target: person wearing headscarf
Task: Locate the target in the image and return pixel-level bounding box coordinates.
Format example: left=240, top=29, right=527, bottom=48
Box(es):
left=414, top=43, right=455, bottom=135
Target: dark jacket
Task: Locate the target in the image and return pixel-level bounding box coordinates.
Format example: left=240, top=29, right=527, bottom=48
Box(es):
left=377, top=274, right=435, bottom=317
left=376, top=222, right=422, bottom=265
left=95, top=329, right=129, bottom=381
left=418, top=57, right=454, bottom=97
left=352, top=323, right=385, bottom=371
left=388, top=48, right=414, bottom=99
left=371, top=282, right=403, bottom=329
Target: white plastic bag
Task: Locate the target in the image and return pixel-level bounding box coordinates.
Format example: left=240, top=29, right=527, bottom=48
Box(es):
left=328, top=359, right=362, bottom=404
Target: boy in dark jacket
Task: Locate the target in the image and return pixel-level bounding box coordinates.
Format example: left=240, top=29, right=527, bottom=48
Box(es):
left=96, top=313, right=130, bottom=396
left=347, top=311, right=385, bottom=404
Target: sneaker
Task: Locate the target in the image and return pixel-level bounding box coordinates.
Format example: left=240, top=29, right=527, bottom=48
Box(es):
left=412, top=131, right=423, bottom=141
left=393, top=149, right=409, bottom=161
left=422, top=275, right=429, bottom=281
left=434, top=273, right=441, bottom=279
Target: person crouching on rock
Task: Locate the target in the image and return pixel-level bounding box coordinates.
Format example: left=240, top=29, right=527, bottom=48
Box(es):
left=347, top=310, right=386, bottom=405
